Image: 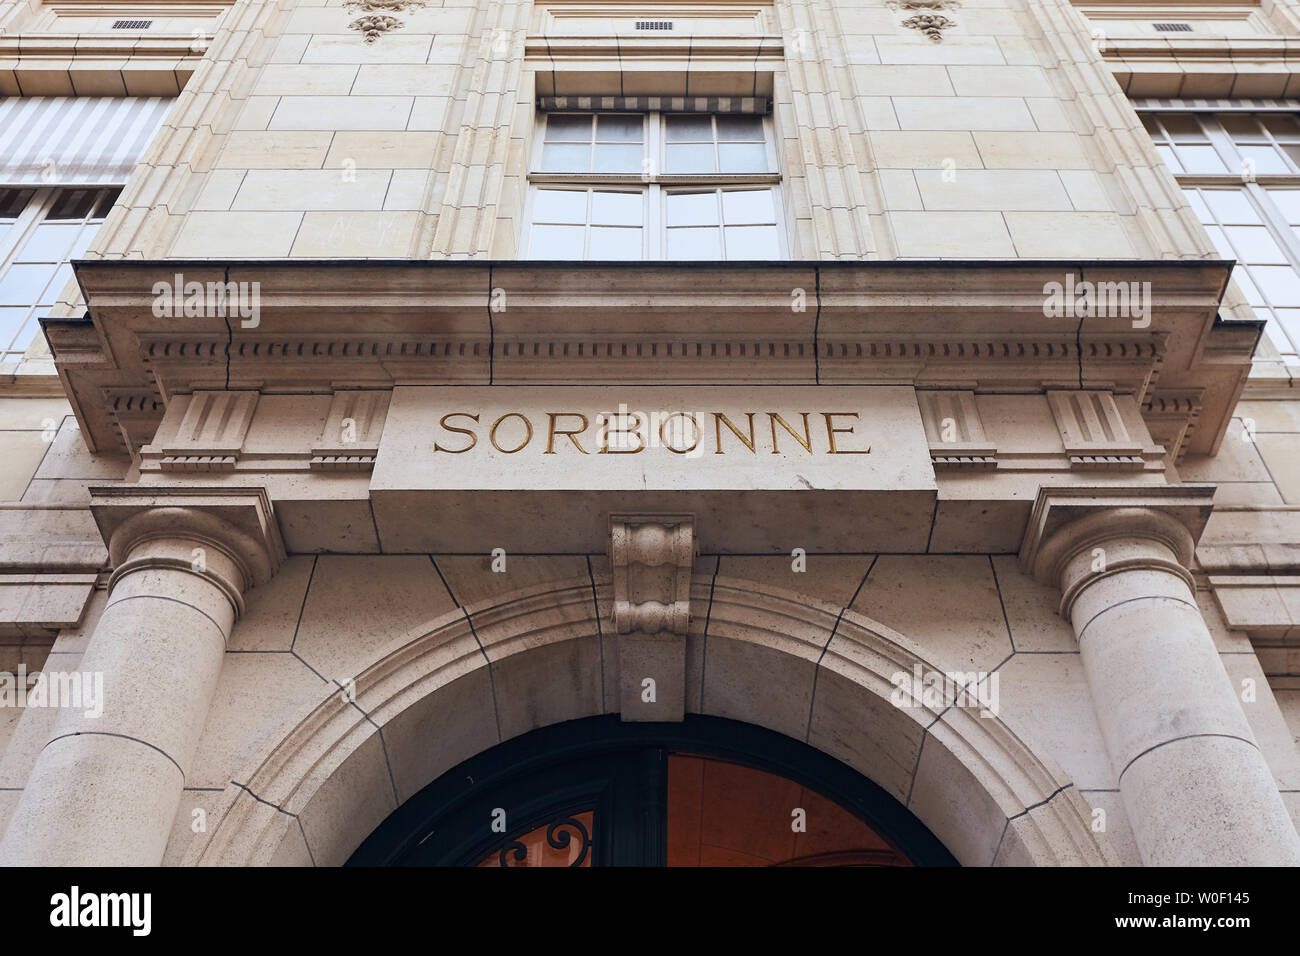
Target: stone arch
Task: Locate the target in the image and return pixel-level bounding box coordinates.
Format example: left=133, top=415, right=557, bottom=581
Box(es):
left=184, top=572, right=1120, bottom=867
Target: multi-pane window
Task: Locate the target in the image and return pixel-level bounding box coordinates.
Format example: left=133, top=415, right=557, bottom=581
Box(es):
left=1184, top=187, right=1300, bottom=360
left=1143, top=113, right=1300, bottom=176
left=663, top=114, right=769, bottom=174
left=539, top=114, right=645, bottom=174
left=1141, top=111, right=1300, bottom=368
left=525, top=111, right=784, bottom=260
left=664, top=188, right=780, bottom=259
left=531, top=187, right=645, bottom=259
left=0, top=187, right=120, bottom=363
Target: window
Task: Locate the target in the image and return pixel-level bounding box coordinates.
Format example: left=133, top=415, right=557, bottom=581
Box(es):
left=525, top=111, right=785, bottom=260
left=1141, top=111, right=1300, bottom=368
left=1142, top=113, right=1230, bottom=174
left=0, top=187, right=120, bottom=363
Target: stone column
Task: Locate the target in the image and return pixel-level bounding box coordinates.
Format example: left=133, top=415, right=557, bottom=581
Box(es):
left=0, top=488, right=283, bottom=866
left=1024, top=488, right=1300, bottom=866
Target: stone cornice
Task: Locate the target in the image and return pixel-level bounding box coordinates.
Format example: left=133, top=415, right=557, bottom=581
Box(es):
left=1102, top=37, right=1300, bottom=96
left=0, top=33, right=202, bottom=96
left=50, top=259, right=1251, bottom=459
left=0, top=34, right=205, bottom=56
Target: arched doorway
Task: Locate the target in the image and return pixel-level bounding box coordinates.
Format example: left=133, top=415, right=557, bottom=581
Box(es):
left=347, top=715, right=956, bottom=866
left=186, top=574, right=1116, bottom=867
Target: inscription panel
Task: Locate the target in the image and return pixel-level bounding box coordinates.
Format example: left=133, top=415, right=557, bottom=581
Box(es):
left=371, top=385, right=936, bottom=552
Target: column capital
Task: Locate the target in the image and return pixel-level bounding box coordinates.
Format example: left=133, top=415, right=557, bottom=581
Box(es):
left=88, top=485, right=286, bottom=616
left=1019, top=485, right=1215, bottom=613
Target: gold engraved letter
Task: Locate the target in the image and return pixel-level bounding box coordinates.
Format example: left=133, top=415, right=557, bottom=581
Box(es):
left=659, top=412, right=701, bottom=454
left=823, top=412, right=871, bottom=454
left=600, top=411, right=646, bottom=455
left=434, top=413, right=479, bottom=453
left=546, top=412, right=591, bottom=454
left=489, top=413, right=534, bottom=453
left=768, top=412, right=813, bottom=454
left=713, top=412, right=756, bottom=454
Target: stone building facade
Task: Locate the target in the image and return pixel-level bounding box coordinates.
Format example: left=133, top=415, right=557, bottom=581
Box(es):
left=0, top=0, right=1298, bottom=867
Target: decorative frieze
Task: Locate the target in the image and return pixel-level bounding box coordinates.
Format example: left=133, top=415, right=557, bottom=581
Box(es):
left=55, top=260, right=1247, bottom=463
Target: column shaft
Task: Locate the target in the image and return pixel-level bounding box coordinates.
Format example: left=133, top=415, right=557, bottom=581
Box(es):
left=1063, top=537, right=1300, bottom=865
left=0, top=543, right=241, bottom=865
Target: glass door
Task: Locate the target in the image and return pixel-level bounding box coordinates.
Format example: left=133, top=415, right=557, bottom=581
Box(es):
left=349, top=716, right=953, bottom=867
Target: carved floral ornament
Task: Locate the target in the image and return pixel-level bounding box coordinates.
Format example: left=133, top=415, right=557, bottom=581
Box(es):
left=885, top=0, right=960, bottom=42
left=345, top=0, right=425, bottom=43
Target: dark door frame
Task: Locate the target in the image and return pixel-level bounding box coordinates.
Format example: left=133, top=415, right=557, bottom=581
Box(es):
left=347, top=714, right=957, bottom=866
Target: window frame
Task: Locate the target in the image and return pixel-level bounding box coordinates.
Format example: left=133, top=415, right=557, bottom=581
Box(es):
left=1141, top=109, right=1300, bottom=367
left=523, top=109, right=788, bottom=261
left=1143, top=112, right=1300, bottom=178
left=0, top=186, right=118, bottom=363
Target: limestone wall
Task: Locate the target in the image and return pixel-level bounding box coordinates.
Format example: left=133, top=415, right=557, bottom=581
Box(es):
left=66, top=0, right=1214, bottom=261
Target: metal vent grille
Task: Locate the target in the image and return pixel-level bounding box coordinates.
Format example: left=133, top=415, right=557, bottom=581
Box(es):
left=635, top=20, right=673, bottom=30
left=112, top=19, right=153, bottom=29
left=1152, top=22, right=1193, bottom=31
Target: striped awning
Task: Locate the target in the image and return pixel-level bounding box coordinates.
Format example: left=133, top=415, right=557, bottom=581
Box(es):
left=539, top=94, right=770, bottom=114
left=1131, top=97, right=1300, bottom=112
left=0, top=96, right=174, bottom=186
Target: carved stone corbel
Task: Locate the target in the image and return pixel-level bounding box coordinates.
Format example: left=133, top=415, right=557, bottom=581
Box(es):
left=609, top=514, right=695, bottom=722
left=310, top=390, right=389, bottom=472
left=918, top=390, right=997, bottom=471
left=1046, top=390, right=1147, bottom=471
left=155, top=390, right=258, bottom=473
left=345, top=0, right=425, bottom=43
left=886, top=0, right=960, bottom=42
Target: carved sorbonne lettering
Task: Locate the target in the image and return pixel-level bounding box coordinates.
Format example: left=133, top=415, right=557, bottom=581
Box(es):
left=431, top=411, right=871, bottom=455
